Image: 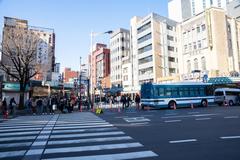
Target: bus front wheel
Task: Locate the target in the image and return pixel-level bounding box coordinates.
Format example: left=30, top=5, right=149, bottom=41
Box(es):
left=168, top=101, right=176, bottom=109
left=201, top=100, right=208, bottom=107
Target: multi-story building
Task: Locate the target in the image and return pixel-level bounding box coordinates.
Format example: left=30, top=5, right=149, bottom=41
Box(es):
left=177, top=7, right=240, bottom=80
left=227, top=0, right=240, bottom=20
left=110, top=28, right=130, bottom=91
left=130, top=13, right=179, bottom=91
left=64, top=68, right=79, bottom=83
left=2, top=17, right=55, bottom=81
left=54, top=63, right=60, bottom=73
left=168, top=0, right=233, bottom=22
left=90, top=43, right=111, bottom=90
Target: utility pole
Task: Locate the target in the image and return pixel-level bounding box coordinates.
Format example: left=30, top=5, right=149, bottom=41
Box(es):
left=79, top=56, right=82, bottom=112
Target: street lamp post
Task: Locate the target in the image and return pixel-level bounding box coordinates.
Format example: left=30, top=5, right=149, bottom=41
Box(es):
left=89, top=30, right=112, bottom=111
left=79, top=56, right=82, bottom=112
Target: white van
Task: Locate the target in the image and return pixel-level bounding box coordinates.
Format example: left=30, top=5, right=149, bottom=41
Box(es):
left=214, top=88, right=240, bottom=106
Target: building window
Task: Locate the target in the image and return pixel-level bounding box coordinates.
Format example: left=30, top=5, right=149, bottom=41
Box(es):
left=138, top=55, right=153, bottom=65
left=187, top=60, right=191, bottom=73
left=203, top=0, right=206, bottom=9
left=217, top=0, right=221, bottom=7
left=139, top=67, right=153, bottom=75
left=137, top=21, right=151, bottom=34
left=194, top=58, right=198, bottom=70
left=168, top=57, right=175, bottom=62
left=192, top=0, right=196, bottom=15
left=189, top=43, right=192, bottom=51
left=167, top=35, right=174, bottom=41
left=167, top=25, right=173, bottom=31
left=169, top=68, right=176, bottom=73
left=168, top=46, right=174, bottom=51
left=201, top=57, right=206, bottom=70
left=138, top=44, right=152, bottom=54
left=184, top=45, right=188, bottom=52
left=138, top=33, right=152, bottom=44
left=193, top=42, right=197, bottom=49
left=197, top=26, right=200, bottom=33
left=201, top=24, right=206, bottom=31
left=198, top=40, right=202, bottom=49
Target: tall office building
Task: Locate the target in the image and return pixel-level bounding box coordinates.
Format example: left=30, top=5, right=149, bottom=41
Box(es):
left=2, top=17, right=55, bottom=81
left=177, top=7, right=240, bottom=80
left=168, top=0, right=233, bottom=22
left=110, top=28, right=131, bottom=91
left=90, top=43, right=111, bottom=90
left=130, top=13, right=179, bottom=92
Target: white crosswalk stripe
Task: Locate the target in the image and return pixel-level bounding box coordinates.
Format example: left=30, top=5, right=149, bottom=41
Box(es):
left=0, top=112, right=158, bottom=160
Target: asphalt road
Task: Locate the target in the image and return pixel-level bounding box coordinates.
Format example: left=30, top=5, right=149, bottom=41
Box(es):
left=0, top=105, right=239, bottom=160
left=99, top=105, right=240, bottom=160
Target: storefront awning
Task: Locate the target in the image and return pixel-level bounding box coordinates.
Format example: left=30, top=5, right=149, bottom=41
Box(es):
left=208, top=77, right=240, bottom=84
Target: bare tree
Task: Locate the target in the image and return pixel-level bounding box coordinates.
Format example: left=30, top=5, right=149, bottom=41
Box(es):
left=0, top=27, right=40, bottom=109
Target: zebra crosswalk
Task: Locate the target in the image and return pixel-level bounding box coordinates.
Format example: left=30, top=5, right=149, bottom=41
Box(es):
left=0, top=112, right=158, bottom=160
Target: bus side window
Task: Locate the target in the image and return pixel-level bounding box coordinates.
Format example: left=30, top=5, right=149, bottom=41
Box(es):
left=179, top=88, right=184, bottom=96
left=154, top=87, right=159, bottom=97
left=159, top=88, right=164, bottom=96
left=166, top=88, right=172, bottom=96
left=183, top=88, right=189, bottom=97
left=199, top=88, right=205, bottom=96
left=172, top=88, right=178, bottom=96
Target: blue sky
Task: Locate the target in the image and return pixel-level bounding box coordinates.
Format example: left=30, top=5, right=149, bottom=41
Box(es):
left=0, top=0, right=168, bottom=72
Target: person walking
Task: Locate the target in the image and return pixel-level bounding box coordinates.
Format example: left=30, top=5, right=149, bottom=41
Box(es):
left=2, top=98, right=8, bottom=119
left=49, top=96, right=55, bottom=114
left=42, top=97, right=48, bottom=115
left=126, top=94, right=132, bottom=108
left=9, top=97, right=17, bottom=115
left=121, top=94, right=126, bottom=110
left=31, top=98, right=37, bottom=115
left=135, top=94, right=141, bottom=110
left=36, top=97, right=43, bottom=114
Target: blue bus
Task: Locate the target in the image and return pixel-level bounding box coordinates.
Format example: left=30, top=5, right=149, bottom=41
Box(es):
left=140, top=82, right=214, bottom=109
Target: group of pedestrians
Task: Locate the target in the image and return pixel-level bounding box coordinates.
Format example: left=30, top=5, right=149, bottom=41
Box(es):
left=108, top=93, right=141, bottom=111
left=0, top=97, right=17, bottom=119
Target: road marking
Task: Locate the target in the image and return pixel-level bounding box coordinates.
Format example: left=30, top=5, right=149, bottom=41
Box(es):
left=48, top=136, right=133, bottom=145
left=54, top=124, right=113, bottom=130
left=123, top=117, right=150, bottom=123
left=165, top=113, right=178, bottom=116
left=188, top=112, right=200, bottom=114
left=220, top=136, right=240, bottom=139
left=165, top=120, right=182, bottom=123
left=195, top=117, right=212, bottom=120
left=162, top=113, right=218, bottom=119
left=43, top=151, right=158, bottom=160
left=55, top=122, right=109, bottom=127
left=169, top=139, right=197, bottom=144
left=130, top=122, right=149, bottom=125
left=44, top=142, right=143, bottom=154
left=50, top=131, right=125, bottom=139
left=0, top=136, right=36, bottom=142
left=224, top=116, right=239, bottom=119
left=52, top=127, right=117, bottom=134
left=0, top=142, right=32, bottom=148
left=0, top=150, right=26, bottom=158
left=0, top=127, right=43, bottom=133
left=0, top=131, right=40, bottom=137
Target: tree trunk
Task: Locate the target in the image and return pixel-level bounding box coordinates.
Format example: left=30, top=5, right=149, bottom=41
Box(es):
left=19, top=84, right=25, bottom=110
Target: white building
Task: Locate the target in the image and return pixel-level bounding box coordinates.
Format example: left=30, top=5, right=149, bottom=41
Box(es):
left=130, top=13, right=179, bottom=92
left=168, top=0, right=233, bottom=22
left=110, top=28, right=130, bottom=90
left=177, top=7, right=240, bottom=81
